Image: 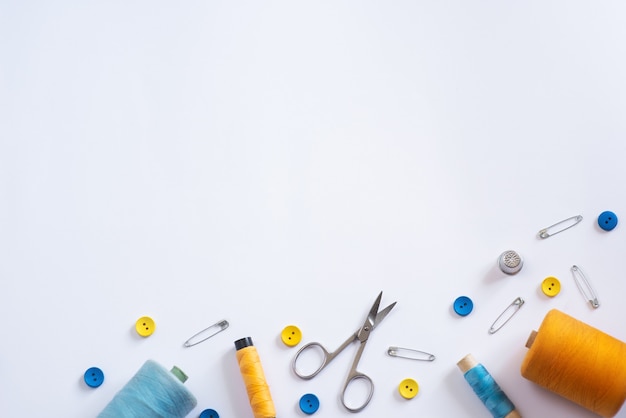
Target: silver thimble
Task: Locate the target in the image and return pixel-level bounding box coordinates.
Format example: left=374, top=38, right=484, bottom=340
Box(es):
left=498, top=250, right=523, bottom=275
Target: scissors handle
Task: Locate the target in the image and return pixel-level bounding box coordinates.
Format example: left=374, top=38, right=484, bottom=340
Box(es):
left=292, top=333, right=356, bottom=379
left=292, top=341, right=333, bottom=379
left=341, top=372, right=374, bottom=412
left=340, top=341, right=374, bottom=412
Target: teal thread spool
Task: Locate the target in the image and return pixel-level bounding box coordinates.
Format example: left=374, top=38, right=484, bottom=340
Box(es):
left=98, top=359, right=197, bottom=418
left=457, top=354, right=521, bottom=418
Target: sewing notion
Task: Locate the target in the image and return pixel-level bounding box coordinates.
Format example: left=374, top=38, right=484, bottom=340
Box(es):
left=458, top=354, right=521, bottom=418
left=521, top=309, right=626, bottom=417
left=291, top=291, right=396, bottom=412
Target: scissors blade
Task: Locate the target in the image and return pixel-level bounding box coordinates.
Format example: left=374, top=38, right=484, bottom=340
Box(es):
left=366, top=291, right=384, bottom=326
left=373, top=300, right=396, bottom=328
left=358, top=292, right=396, bottom=342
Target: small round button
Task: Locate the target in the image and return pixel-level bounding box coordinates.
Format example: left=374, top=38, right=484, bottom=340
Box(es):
left=281, top=325, right=302, bottom=347
left=453, top=296, right=473, bottom=316
left=135, top=316, right=156, bottom=337
left=541, top=276, right=561, bottom=297
left=84, top=367, right=104, bottom=388
left=598, top=211, right=618, bottom=231
left=299, top=393, right=320, bottom=415
left=199, top=409, right=219, bottom=418
left=398, top=378, right=419, bottom=399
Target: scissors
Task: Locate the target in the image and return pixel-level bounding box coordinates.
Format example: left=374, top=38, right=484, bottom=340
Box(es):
left=291, top=292, right=396, bottom=412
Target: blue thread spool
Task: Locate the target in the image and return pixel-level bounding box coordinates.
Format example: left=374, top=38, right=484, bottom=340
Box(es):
left=98, top=360, right=197, bottom=418
left=457, top=354, right=521, bottom=418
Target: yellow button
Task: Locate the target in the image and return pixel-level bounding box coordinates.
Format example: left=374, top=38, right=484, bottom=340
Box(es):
left=135, top=316, right=156, bottom=337
left=281, top=325, right=302, bottom=347
left=398, top=378, right=419, bottom=399
left=542, top=277, right=561, bottom=297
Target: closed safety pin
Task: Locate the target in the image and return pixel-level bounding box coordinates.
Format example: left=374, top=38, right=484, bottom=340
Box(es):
left=387, top=346, right=436, bottom=361
left=183, top=319, right=229, bottom=347
left=488, top=297, right=524, bottom=334
left=538, top=215, right=583, bottom=239
left=571, top=265, right=600, bottom=309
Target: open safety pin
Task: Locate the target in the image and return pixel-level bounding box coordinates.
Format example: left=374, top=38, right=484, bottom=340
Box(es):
left=183, top=319, right=229, bottom=347
left=488, top=297, right=524, bottom=334
left=387, top=346, right=436, bottom=361
left=538, top=215, right=583, bottom=239
left=571, top=265, right=600, bottom=309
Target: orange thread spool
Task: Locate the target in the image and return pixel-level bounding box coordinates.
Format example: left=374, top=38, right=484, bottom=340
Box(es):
left=521, top=309, right=626, bottom=417
left=235, top=337, right=276, bottom=418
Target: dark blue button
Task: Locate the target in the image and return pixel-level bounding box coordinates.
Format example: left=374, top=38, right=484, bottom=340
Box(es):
left=83, top=367, right=104, bottom=388
left=598, top=211, right=618, bottom=231
left=299, top=393, right=320, bottom=415
left=453, top=296, right=473, bottom=316
left=199, top=409, right=219, bottom=418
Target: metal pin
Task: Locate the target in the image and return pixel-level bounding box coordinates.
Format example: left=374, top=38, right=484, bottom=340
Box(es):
left=183, top=319, right=229, bottom=347
left=488, top=297, right=524, bottom=334
left=387, top=346, right=436, bottom=361
left=571, top=265, right=600, bottom=308
left=538, top=215, right=583, bottom=239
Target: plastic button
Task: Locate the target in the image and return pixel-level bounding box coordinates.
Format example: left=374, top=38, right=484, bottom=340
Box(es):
left=281, top=325, right=302, bottom=347
left=135, top=316, right=156, bottom=337
left=199, top=409, right=219, bottom=418
left=299, top=393, right=320, bottom=415
left=598, top=211, right=618, bottom=231
left=84, top=367, right=104, bottom=388
left=453, top=296, right=473, bottom=316
left=398, top=378, right=419, bottom=399
left=542, top=277, right=561, bottom=297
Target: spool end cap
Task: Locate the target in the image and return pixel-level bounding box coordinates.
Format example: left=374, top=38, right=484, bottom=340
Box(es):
left=235, top=337, right=254, bottom=350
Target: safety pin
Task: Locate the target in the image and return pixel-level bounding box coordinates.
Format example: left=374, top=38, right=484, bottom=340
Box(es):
left=387, top=346, right=436, bottom=361
left=183, top=319, right=229, bottom=347
left=488, top=297, right=524, bottom=334
left=571, top=265, right=600, bottom=308
left=538, top=215, right=583, bottom=239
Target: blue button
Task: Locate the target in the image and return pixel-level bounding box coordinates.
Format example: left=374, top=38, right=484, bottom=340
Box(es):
left=453, top=296, right=473, bottom=316
left=199, top=409, right=219, bottom=418
left=84, top=367, right=104, bottom=388
left=299, top=393, right=320, bottom=415
left=598, top=211, right=618, bottom=231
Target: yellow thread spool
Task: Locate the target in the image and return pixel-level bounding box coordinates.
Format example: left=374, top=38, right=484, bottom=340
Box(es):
left=235, top=337, right=276, bottom=418
left=521, top=309, right=626, bottom=417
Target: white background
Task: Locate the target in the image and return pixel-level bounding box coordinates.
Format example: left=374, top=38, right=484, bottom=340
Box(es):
left=2, top=1, right=626, bottom=417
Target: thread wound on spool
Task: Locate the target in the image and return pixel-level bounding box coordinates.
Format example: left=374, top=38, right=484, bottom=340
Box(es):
left=521, top=309, right=626, bottom=418
left=457, top=354, right=520, bottom=418
left=98, top=360, right=197, bottom=418
left=235, top=337, right=276, bottom=418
